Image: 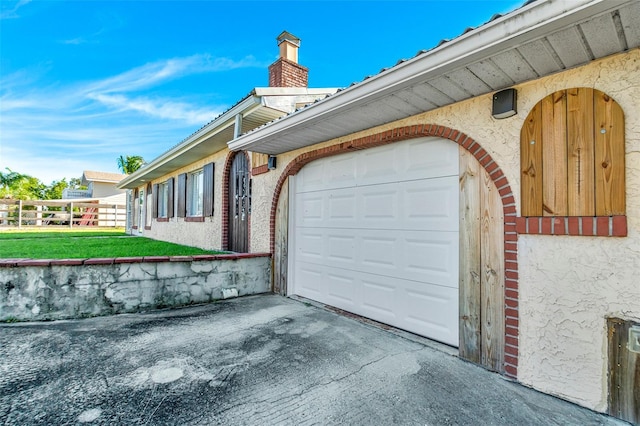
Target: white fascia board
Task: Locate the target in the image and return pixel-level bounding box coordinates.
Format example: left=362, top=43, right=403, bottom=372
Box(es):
left=254, top=87, right=339, bottom=96
left=228, top=0, right=630, bottom=152
left=118, top=94, right=261, bottom=189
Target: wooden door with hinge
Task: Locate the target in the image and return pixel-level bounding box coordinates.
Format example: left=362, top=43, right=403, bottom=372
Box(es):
left=228, top=153, right=250, bottom=253
left=459, top=147, right=505, bottom=373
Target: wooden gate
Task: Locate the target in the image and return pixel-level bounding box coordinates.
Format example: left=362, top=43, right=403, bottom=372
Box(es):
left=459, top=148, right=505, bottom=373
left=228, top=153, right=250, bottom=253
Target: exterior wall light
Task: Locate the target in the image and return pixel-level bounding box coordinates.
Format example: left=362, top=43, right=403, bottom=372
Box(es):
left=492, top=88, right=517, bottom=119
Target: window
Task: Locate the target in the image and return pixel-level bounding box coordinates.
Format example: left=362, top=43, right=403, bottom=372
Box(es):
left=187, top=169, right=204, bottom=217
left=158, top=182, right=169, bottom=217
left=177, top=162, right=213, bottom=220
left=521, top=88, right=625, bottom=217
left=152, top=178, right=174, bottom=220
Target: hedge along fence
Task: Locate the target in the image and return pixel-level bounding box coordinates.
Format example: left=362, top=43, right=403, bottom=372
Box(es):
left=0, top=200, right=126, bottom=228
left=0, top=253, right=271, bottom=321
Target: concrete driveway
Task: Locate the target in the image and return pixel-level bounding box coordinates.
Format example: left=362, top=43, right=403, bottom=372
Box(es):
left=0, top=295, right=624, bottom=425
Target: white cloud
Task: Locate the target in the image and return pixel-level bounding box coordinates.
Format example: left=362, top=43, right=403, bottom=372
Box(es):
left=0, top=0, right=32, bottom=20
left=88, top=93, right=220, bottom=125
left=0, top=53, right=263, bottom=183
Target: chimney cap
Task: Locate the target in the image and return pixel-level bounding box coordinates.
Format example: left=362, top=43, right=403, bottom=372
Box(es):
left=276, top=31, right=300, bottom=48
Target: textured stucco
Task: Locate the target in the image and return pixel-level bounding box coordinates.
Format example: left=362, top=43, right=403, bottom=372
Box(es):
left=136, top=149, right=229, bottom=251
left=248, top=49, right=640, bottom=411
left=134, top=48, right=640, bottom=412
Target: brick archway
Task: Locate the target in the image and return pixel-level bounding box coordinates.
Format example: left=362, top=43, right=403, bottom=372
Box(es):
left=269, top=124, right=519, bottom=379
left=221, top=150, right=251, bottom=251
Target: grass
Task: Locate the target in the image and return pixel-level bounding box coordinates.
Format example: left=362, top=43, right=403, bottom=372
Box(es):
left=0, top=228, right=127, bottom=239
left=0, top=229, right=225, bottom=259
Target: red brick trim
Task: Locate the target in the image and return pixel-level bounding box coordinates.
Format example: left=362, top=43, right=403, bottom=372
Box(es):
left=156, top=218, right=169, bottom=223
left=221, top=151, right=252, bottom=252
left=268, top=124, right=519, bottom=379
left=516, top=216, right=627, bottom=237
left=252, top=164, right=269, bottom=176
left=132, top=226, right=138, bottom=230
left=185, top=216, right=204, bottom=223
left=144, top=226, right=151, bottom=230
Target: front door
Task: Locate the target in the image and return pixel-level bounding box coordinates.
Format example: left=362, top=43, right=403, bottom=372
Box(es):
left=228, top=153, right=250, bottom=252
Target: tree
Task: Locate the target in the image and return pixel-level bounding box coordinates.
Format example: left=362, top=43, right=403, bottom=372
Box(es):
left=68, top=177, right=87, bottom=190
left=43, top=179, right=68, bottom=200
left=0, top=168, right=46, bottom=200
left=117, top=155, right=145, bottom=174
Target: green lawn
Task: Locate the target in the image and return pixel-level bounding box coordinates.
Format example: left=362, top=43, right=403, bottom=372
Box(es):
left=0, top=230, right=224, bottom=259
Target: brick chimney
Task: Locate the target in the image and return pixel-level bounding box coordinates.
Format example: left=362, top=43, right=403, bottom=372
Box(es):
left=268, top=31, right=308, bottom=88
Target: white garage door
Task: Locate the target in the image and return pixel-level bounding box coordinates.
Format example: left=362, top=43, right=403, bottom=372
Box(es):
left=290, top=137, right=459, bottom=346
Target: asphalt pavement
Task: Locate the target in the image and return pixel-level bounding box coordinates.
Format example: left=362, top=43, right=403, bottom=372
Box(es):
left=0, top=294, right=626, bottom=425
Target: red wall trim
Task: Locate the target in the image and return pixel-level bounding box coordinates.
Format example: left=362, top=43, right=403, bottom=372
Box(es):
left=268, top=124, right=520, bottom=379
left=185, top=216, right=205, bottom=223
left=252, top=164, right=269, bottom=176
left=516, top=216, right=627, bottom=237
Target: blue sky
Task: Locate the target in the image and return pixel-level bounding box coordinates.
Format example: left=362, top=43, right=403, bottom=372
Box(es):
left=1, top=0, right=522, bottom=185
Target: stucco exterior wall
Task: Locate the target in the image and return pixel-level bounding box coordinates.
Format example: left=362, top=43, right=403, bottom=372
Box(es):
left=138, top=149, right=230, bottom=251
left=249, top=49, right=640, bottom=411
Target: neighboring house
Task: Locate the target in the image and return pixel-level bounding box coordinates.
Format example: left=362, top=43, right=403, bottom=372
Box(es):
left=61, top=170, right=127, bottom=226
left=119, top=2, right=640, bottom=422
left=63, top=170, right=127, bottom=205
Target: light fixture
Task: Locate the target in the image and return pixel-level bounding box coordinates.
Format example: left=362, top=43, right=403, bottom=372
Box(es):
left=268, top=156, right=277, bottom=170
left=492, top=88, right=517, bottom=119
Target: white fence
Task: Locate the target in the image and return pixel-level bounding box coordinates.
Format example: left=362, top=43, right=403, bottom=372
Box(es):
left=0, top=200, right=126, bottom=228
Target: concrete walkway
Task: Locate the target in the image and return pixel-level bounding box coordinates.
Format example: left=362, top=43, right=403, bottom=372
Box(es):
left=0, top=295, right=625, bottom=425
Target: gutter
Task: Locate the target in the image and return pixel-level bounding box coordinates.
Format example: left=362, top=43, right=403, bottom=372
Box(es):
left=228, top=0, right=630, bottom=152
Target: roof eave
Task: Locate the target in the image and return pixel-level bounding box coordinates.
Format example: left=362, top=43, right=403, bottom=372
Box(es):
left=118, top=94, right=262, bottom=189
left=228, top=0, right=631, bottom=153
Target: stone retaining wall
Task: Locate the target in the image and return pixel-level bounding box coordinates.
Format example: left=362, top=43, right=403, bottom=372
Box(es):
left=0, top=254, right=271, bottom=321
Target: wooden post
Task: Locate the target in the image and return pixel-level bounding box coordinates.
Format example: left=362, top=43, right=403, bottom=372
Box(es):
left=36, top=205, right=43, bottom=226
left=18, top=200, right=23, bottom=229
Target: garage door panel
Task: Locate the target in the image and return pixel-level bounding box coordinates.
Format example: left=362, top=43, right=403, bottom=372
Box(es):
left=296, top=229, right=324, bottom=262
left=403, top=233, right=459, bottom=288
left=402, top=285, right=458, bottom=346
left=357, top=145, right=401, bottom=185
left=297, top=193, right=324, bottom=225
left=403, top=176, right=458, bottom=231
left=360, top=235, right=398, bottom=269
left=296, top=161, right=325, bottom=192
left=327, top=191, right=357, bottom=224
left=326, top=233, right=357, bottom=265
left=361, top=278, right=398, bottom=321
left=404, top=138, right=459, bottom=179
left=327, top=155, right=358, bottom=188
left=326, top=272, right=358, bottom=307
left=296, top=264, right=324, bottom=297
left=292, top=137, right=459, bottom=346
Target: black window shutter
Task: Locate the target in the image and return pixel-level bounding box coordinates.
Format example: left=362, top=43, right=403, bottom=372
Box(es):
left=167, top=177, right=174, bottom=218
left=203, top=162, right=214, bottom=217
left=152, top=183, right=159, bottom=219
left=177, top=173, right=187, bottom=218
